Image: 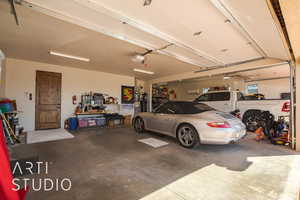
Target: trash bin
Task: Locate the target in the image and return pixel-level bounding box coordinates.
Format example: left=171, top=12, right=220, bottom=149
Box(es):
left=68, top=117, right=78, bottom=130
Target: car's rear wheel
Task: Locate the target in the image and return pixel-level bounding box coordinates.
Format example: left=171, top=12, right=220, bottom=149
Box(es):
left=177, top=124, right=199, bottom=148
left=242, top=110, right=261, bottom=132
left=134, top=117, right=145, bottom=133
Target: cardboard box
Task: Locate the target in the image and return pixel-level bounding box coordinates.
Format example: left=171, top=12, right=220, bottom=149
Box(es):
left=124, top=115, right=132, bottom=126
left=107, top=118, right=123, bottom=127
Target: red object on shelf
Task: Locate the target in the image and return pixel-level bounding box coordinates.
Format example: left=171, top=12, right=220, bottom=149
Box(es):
left=281, top=101, right=290, bottom=112
left=72, top=95, right=77, bottom=105
left=0, top=123, right=27, bottom=200
left=0, top=99, right=13, bottom=104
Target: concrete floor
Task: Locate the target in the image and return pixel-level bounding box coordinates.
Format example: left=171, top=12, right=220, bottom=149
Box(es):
left=12, top=127, right=300, bottom=200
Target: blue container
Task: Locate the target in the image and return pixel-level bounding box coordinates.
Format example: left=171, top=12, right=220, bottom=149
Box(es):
left=96, top=117, right=106, bottom=126
left=0, top=103, right=13, bottom=113
left=68, top=117, right=78, bottom=131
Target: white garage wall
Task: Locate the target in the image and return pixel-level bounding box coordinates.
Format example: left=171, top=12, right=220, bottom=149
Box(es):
left=167, top=78, right=246, bottom=101
left=163, top=77, right=289, bottom=101
left=4, top=58, right=135, bottom=131
left=246, top=78, right=290, bottom=99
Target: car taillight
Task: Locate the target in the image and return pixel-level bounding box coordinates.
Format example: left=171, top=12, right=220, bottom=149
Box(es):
left=207, top=121, right=231, bottom=128
left=281, top=102, right=290, bottom=112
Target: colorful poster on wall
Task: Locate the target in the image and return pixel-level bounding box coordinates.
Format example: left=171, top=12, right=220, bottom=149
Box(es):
left=121, top=86, right=135, bottom=104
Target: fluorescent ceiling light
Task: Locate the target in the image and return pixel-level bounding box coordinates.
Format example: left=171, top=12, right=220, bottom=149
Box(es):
left=223, top=76, right=231, bottom=80
left=49, top=51, right=90, bottom=62
left=133, top=68, right=154, bottom=75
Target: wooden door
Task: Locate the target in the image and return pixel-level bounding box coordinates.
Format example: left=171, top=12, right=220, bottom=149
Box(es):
left=35, top=71, right=62, bottom=130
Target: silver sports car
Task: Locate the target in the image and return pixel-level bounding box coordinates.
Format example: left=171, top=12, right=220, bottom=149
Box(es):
left=133, top=101, right=246, bottom=148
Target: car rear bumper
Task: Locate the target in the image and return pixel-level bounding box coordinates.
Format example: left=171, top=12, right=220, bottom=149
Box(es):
left=201, top=129, right=247, bottom=145
left=228, top=129, right=247, bottom=143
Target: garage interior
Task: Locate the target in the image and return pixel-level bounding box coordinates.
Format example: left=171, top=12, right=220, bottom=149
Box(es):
left=153, top=64, right=290, bottom=101
left=0, top=0, right=300, bottom=200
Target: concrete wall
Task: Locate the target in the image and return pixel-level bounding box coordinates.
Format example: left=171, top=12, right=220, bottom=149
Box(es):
left=165, top=77, right=289, bottom=101
left=246, top=78, right=290, bottom=99
left=167, top=77, right=245, bottom=101
left=149, top=59, right=287, bottom=84
left=4, top=58, right=135, bottom=131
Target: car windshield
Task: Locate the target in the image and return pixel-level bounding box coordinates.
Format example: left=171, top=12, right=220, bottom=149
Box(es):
left=177, top=102, right=215, bottom=114
left=155, top=102, right=215, bottom=114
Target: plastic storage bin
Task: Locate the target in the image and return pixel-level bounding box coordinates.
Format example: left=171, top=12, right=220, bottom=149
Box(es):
left=0, top=102, right=13, bottom=113
left=78, top=118, right=88, bottom=128
left=106, top=115, right=124, bottom=127
left=88, top=119, right=97, bottom=127
left=68, top=117, right=78, bottom=131
left=96, top=117, right=106, bottom=126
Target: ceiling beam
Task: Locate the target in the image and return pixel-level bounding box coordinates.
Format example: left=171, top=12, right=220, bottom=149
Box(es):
left=149, top=58, right=287, bottom=84
left=210, top=0, right=267, bottom=58
left=194, top=57, right=265, bottom=73
left=245, top=76, right=289, bottom=82
left=265, top=0, right=293, bottom=61
left=72, top=0, right=225, bottom=65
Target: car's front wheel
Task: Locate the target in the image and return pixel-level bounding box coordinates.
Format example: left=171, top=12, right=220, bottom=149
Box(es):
left=134, top=117, right=145, bottom=133
left=177, top=124, right=199, bottom=148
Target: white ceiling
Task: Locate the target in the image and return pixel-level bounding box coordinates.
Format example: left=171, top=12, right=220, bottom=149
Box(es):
left=0, top=0, right=290, bottom=80
left=234, top=64, right=290, bottom=81
left=0, top=1, right=200, bottom=80
left=90, top=0, right=261, bottom=64
left=73, top=0, right=289, bottom=61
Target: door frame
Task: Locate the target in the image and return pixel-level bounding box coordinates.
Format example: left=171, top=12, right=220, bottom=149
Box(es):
left=35, top=70, right=62, bottom=130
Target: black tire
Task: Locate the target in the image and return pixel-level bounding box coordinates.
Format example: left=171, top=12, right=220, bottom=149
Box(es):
left=176, top=124, right=199, bottom=148
left=242, top=110, right=261, bottom=132
left=134, top=117, right=145, bottom=133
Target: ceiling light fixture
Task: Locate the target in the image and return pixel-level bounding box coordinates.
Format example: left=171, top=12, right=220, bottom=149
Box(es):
left=193, top=31, right=202, bottom=36
left=223, top=76, right=231, bottom=80
left=133, top=68, right=154, bottom=75
left=143, top=0, right=152, bottom=6
left=49, top=51, right=90, bottom=62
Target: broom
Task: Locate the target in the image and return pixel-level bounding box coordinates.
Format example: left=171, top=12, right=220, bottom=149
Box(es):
left=0, top=113, right=20, bottom=143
